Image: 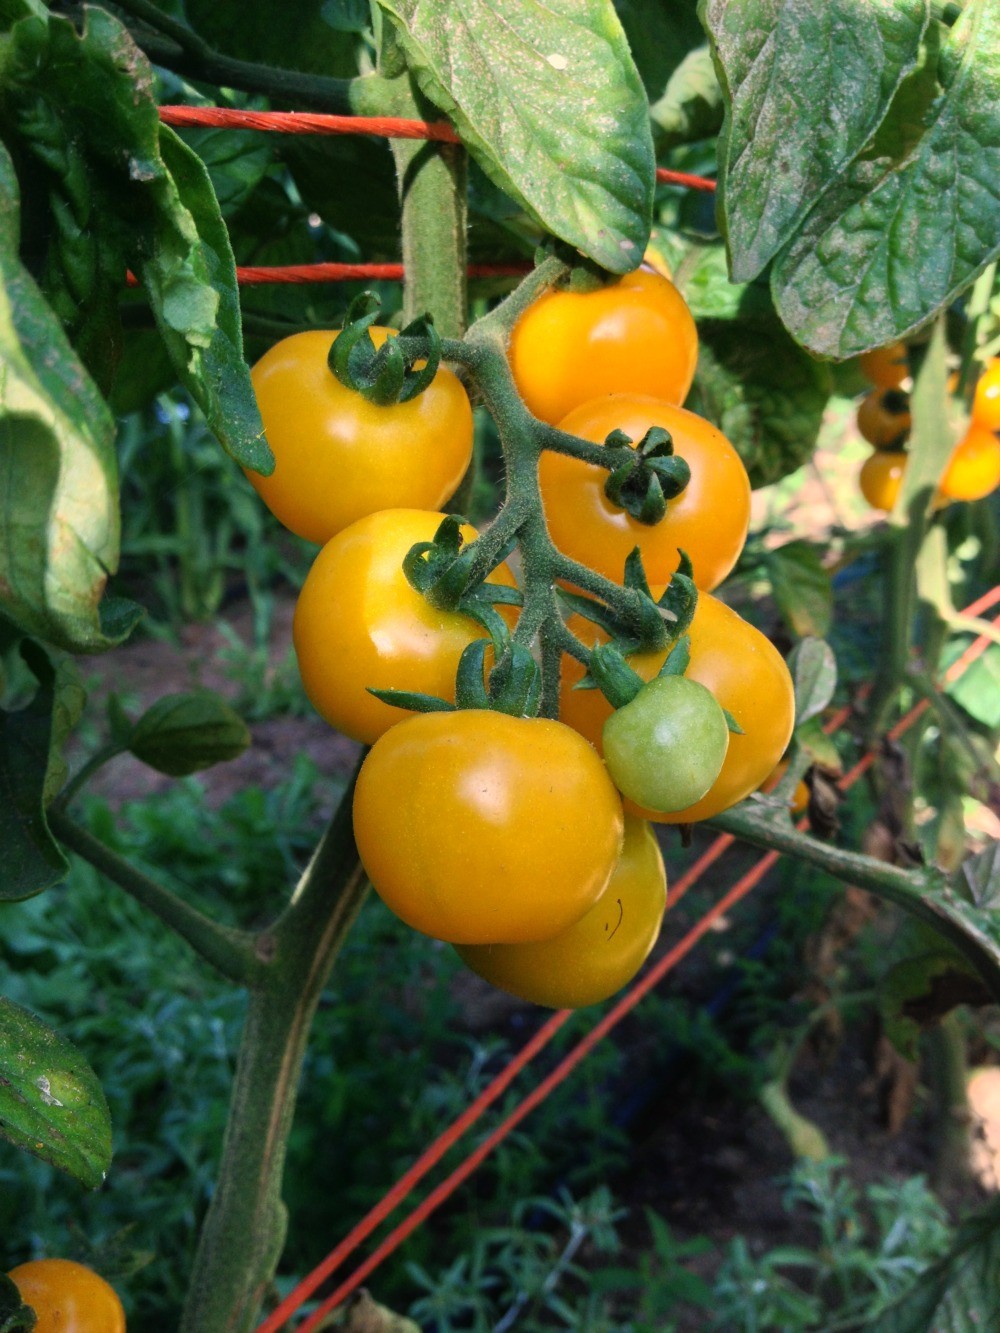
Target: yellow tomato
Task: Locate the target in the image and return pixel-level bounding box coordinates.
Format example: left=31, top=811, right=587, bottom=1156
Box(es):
left=456, top=816, right=666, bottom=1009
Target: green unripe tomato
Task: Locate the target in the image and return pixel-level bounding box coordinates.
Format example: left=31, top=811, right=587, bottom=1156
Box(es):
left=602, top=674, right=730, bottom=813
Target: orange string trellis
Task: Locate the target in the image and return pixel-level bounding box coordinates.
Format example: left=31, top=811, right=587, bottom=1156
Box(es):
left=255, top=587, right=1000, bottom=1333
left=147, top=107, right=715, bottom=291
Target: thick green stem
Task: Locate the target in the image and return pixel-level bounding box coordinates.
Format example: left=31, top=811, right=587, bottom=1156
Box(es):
left=927, top=1012, right=974, bottom=1194
left=179, top=787, right=370, bottom=1333
left=388, top=78, right=467, bottom=337
left=710, top=804, right=1000, bottom=1003
left=112, top=0, right=389, bottom=114
left=49, top=807, right=257, bottom=986
left=867, top=319, right=953, bottom=737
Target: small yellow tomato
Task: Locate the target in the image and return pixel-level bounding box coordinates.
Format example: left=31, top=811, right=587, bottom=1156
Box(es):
left=859, top=450, right=907, bottom=512
left=858, top=342, right=908, bottom=389
left=938, top=424, right=1000, bottom=502
left=857, top=388, right=911, bottom=449
left=509, top=269, right=698, bottom=425
left=456, top=816, right=666, bottom=1009
left=248, top=329, right=472, bottom=545
left=353, top=710, right=625, bottom=944
left=293, top=509, right=517, bottom=744
left=8, top=1259, right=126, bottom=1333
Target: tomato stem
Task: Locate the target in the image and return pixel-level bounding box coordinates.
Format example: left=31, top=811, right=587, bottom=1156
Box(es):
left=48, top=807, right=258, bottom=986
left=710, top=804, right=1000, bottom=1004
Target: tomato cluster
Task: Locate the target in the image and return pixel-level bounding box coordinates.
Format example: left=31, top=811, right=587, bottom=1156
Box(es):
left=856, top=344, right=1000, bottom=511
left=6, top=1258, right=125, bottom=1332
left=246, top=269, right=794, bottom=1009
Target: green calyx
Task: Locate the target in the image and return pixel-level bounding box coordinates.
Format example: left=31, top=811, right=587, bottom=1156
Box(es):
left=881, top=388, right=911, bottom=417
left=368, top=642, right=541, bottom=721
left=587, top=643, right=647, bottom=709
left=533, top=240, right=612, bottom=294
left=402, top=516, right=521, bottom=631
left=563, top=551, right=699, bottom=695
left=455, top=640, right=542, bottom=717
left=603, top=427, right=691, bottom=524
left=328, top=290, right=442, bottom=406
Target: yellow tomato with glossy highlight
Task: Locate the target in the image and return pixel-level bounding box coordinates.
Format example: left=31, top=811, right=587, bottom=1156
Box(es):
left=8, top=1259, right=126, bottom=1333
left=540, top=395, right=751, bottom=589
left=939, top=424, right=1000, bottom=502
left=293, top=509, right=517, bottom=744
left=456, top=816, right=666, bottom=1009
left=353, top=710, right=624, bottom=944
left=248, top=329, right=472, bottom=545
left=859, top=450, right=907, bottom=512
left=509, top=269, right=698, bottom=425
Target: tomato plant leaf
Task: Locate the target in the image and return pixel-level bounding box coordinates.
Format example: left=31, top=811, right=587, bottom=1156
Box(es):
left=960, top=844, right=1000, bottom=911
left=795, top=715, right=842, bottom=774
left=947, top=643, right=1000, bottom=728
left=0, top=645, right=70, bottom=901
left=655, top=235, right=772, bottom=323
left=788, top=637, right=837, bottom=725
left=378, top=0, right=654, bottom=273
left=180, top=125, right=274, bottom=219
left=894, top=319, right=955, bottom=520
left=685, top=319, right=832, bottom=488
left=0, top=5, right=270, bottom=472
left=0, top=996, right=112, bottom=1189
left=880, top=951, right=991, bottom=1061
left=766, top=543, right=833, bottom=640
left=868, top=1198, right=1000, bottom=1332
left=144, top=124, right=271, bottom=472
left=649, top=45, right=723, bottom=151
left=704, top=0, right=929, bottom=282
left=771, top=2, right=1000, bottom=357
left=128, top=692, right=251, bottom=777
left=0, top=144, right=126, bottom=655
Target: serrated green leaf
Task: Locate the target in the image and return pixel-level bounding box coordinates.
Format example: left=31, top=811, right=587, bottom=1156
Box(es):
left=0, top=645, right=69, bottom=900
left=705, top=0, right=929, bottom=282
left=379, top=0, right=654, bottom=273
left=786, top=635, right=836, bottom=724
left=128, top=691, right=251, bottom=777
left=0, top=996, right=112, bottom=1189
left=146, top=125, right=271, bottom=471
left=869, top=1198, right=1000, bottom=1332
left=0, top=143, right=125, bottom=654
left=771, top=2, right=1000, bottom=357
left=766, top=543, right=833, bottom=639
left=685, top=319, right=832, bottom=487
